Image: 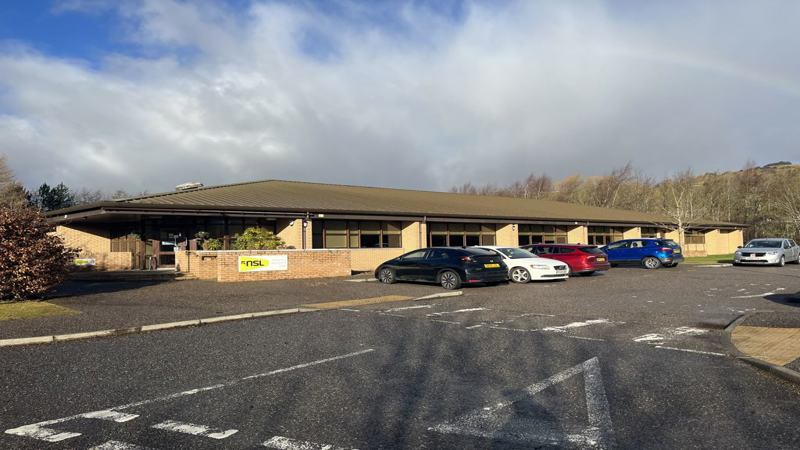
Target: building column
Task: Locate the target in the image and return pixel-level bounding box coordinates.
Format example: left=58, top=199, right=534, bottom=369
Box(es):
left=402, top=221, right=427, bottom=251
left=623, top=227, right=641, bottom=239
left=567, top=225, right=588, bottom=245
left=276, top=219, right=307, bottom=249
left=495, top=223, right=519, bottom=247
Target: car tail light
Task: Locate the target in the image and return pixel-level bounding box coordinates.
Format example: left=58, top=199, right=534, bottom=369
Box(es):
left=461, top=256, right=475, bottom=263
left=661, top=247, right=672, bottom=252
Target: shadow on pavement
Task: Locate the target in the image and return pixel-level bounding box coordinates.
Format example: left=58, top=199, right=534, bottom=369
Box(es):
left=764, top=292, right=800, bottom=307
left=48, top=280, right=168, bottom=298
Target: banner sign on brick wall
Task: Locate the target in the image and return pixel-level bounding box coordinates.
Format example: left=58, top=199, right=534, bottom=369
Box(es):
left=238, top=255, right=289, bottom=272
left=74, top=258, right=96, bottom=266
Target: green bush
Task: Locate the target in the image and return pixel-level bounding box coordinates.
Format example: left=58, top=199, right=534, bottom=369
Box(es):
left=233, top=227, right=286, bottom=250
left=202, top=238, right=223, bottom=250
left=0, top=207, right=76, bottom=300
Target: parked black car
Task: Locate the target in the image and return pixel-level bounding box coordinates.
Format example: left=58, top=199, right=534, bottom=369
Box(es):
left=375, top=247, right=509, bottom=289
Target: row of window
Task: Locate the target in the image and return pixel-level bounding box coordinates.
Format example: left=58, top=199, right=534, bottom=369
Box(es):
left=312, top=221, right=402, bottom=249
left=429, top=223, right=496, bottom=247
left=518, top=225, right=568, bottom=245
left=309, top=221, right=706, bottom=248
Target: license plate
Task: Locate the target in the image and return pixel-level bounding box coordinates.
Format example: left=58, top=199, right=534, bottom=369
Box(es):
left=596, top=257, right=606, bottom=262
left=484, top=263, right=500, bottom=268
left=673, top=250, right=681, bottom=254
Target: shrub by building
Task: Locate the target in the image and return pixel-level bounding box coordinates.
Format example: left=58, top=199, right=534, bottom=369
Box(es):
left=0, top=207, right=76, bottom=300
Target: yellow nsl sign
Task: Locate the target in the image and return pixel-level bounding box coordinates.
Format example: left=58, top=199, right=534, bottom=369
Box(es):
left=238, top=255, right=288, bottom=272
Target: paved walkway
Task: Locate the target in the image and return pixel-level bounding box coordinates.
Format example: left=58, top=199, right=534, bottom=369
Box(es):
left=0, top=278, right=441, bottom=340
left=731, top=306, right=800, bottom=374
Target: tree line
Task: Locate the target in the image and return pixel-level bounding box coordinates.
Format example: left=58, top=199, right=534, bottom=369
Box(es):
left=450, top=161, right=800, bottom=241
left=1, top=155, right=146, bottom=211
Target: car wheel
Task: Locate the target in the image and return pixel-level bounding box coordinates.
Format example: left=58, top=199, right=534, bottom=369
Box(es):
left=642, top=257, right=662, bottom=269
left=378, top=267, right=396, bottom=284
left=510, top=267, right=531, bottom=283
left=791, top=256, right=800, bottom=264
left=578, top=271, right=595, bottom=277
left=778, top=256, right=785, bottom=267
left=438, top=270, right=462, bottom=290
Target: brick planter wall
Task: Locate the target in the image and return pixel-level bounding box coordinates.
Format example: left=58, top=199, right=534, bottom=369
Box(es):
left=177, top=250, right=351, bottom=282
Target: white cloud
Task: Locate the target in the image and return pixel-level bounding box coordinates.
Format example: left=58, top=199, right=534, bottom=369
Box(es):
left=2, top=0, right=800, bottom=193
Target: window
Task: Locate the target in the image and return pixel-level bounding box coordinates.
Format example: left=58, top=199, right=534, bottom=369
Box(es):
left=313, top=220, right=402, bottom=249
left=518, top=225, right=568, bottom=246
left=641, top=227, right=662, bottom=238
left=429, top=223, right=496, bottom=246
left=685, top=231, right=705, bottom=245
left=402, top=250, right=427, bottom=260
left=587, top=227, right=624, bottom=246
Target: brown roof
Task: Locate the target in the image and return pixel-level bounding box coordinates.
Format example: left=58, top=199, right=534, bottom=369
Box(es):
left=48, top=179, right=744, bottom=227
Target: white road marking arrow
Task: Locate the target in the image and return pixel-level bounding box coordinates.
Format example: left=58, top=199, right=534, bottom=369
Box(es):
left=429, top=357, right=616, bottom=449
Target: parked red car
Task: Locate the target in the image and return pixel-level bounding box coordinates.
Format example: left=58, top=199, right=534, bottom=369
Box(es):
left=522, top=244, right=611, bottom=276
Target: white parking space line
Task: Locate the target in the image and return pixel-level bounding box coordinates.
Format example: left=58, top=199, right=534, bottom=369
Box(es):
left=489, top=326, right=529, bottom=332
left=5, top=409, right=140, bottom=442
left=385, top=304, right=435, bottom=312
left=378, top=313, right=405, bottom=318
left=465, top=324, right=484, bottom=330
left=427, top=307, right=488, bottom=317
left=430, top=319, right=461, bottom=325
left=152, top=420, right=238, bottom=439
left=4, top=349, right=374, bottom=444
left=731, top=292, right=774, bottom=299
left=263, top=435, right=356, bottom=449
left=339, top=308, right=360, bottom=312
left=655, top=346, right=725, bottom=357
left=81, top=410, right=139, bottom=422
left=565, top=335, right=605, bottom=342
left=88, top=440, right=154, bottom=450
left=542, top=319, right=612, bottom=333
left=3, top=425, right=81, bottom=443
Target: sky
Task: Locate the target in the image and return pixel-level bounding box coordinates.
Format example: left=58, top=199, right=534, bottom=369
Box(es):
left=1, top=0, right=799, bottom=193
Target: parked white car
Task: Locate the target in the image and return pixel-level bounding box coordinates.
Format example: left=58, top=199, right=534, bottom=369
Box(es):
left=475, top=246, right=569, bottom=283
left=733, top=238, right=800, bottom=266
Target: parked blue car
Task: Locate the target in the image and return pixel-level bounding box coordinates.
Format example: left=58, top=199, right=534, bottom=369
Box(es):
left=601, top=238, right=684, bottom=269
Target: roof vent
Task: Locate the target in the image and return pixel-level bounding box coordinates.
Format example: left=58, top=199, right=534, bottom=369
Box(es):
left=175, top=182, right=204, bottom=191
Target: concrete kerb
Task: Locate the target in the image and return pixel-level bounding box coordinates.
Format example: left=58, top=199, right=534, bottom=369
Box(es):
left=723, top=312, right=800, bottom=386
left=0, top=308, right=319, bottom=348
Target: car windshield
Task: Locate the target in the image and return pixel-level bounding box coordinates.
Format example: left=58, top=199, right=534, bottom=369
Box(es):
left=496, top=248, right=537, bottom=259
left=745, top=240, right=782, bottom=248
left=580, top=246, right=605, bottom=254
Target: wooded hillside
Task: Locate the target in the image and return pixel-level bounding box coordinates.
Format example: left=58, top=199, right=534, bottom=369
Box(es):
left=451, top=162, right=800, bottom=240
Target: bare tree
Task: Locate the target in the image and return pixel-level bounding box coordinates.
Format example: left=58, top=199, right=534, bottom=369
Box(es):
left=0, top=154, right=29, bottom=209
left=652, top=170, right=707, bottom=245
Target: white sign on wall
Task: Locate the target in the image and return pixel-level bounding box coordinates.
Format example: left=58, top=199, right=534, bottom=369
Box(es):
left=238, top=255, right=289, bottom=272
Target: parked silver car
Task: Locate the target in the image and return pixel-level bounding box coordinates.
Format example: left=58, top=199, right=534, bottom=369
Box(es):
left=733, top=238, right=800, bottom=266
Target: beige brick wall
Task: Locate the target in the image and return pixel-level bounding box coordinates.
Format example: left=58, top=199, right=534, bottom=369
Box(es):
left=56, top=225, right=133, bottom=270
left=350, top=248, right=405, bottom=272
left=567, top=225, right=588, bottom=245
left=402, top=221, right=426, bottom=251
left=56, top=225, right=110, bottom=255
left=623, top=227, right=641, bottom=239
left=176, top=251, right=218, bottom=279
left=177, top=250, right=350, bottom=282
left=704, top=229, right=744, bottom=255
left=496, top=224, right=518, bottom=247
left=276, top=219, right=305, bottom=249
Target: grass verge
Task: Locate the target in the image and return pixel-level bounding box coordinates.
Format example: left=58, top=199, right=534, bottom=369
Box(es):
left=683, top=254, right=734, bottom=264
left=0, top=301, right=79, bottom=321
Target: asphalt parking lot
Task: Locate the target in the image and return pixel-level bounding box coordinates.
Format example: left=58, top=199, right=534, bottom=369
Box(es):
left=2, top=264, right=799, bottom=449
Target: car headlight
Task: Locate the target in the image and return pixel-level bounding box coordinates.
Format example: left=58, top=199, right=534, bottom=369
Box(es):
left=530, top=264, right=550, bottom=269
